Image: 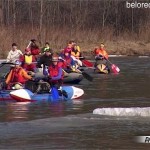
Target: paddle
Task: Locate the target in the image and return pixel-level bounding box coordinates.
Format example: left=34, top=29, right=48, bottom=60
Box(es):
left=106, top=59, right=120, bottom=74
left=82, top=59, right=93, bottom=67
left=59, top=57, right=93, bottom=82
left=51, top=86, right=59, bottom=102
left=74, top=56, right=94, bottom=67
left=75, top=68, right=93, bottom=82
left=0, top=62, right=14, bottom=67
left=27, top=41, right=32, bottom=49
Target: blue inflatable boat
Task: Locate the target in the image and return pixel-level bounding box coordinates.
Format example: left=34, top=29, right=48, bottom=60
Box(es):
left=0, top=86, right=84, bottom=102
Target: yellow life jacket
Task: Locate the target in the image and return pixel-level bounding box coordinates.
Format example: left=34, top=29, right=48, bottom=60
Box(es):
left=71, top=46, right=81, bottom=57
left=75, top=46, right=80, bottom=52
left=96, top=64, right=109, bottom=74
left=25, top=55, right=32, bottom=64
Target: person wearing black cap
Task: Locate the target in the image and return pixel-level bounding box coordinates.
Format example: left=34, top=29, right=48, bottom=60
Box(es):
left=6, top=43, right=23, bottom=63
left=37, top=48, right=53, bottom=72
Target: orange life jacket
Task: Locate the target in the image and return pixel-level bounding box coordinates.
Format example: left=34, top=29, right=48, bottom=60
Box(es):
left=10, top=68, right=25, bottom=84
left=6, top=67, right=32, bottom=85
left=95, top=48, right=108, bottom=59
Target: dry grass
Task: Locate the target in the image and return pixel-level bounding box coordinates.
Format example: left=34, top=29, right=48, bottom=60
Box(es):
left=0, top=25, right=150, bottom=59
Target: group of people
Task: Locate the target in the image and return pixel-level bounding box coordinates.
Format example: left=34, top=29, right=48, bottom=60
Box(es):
left=4, top=40, right=83, bottom=93
left=3, top=39, right=109, bottom=93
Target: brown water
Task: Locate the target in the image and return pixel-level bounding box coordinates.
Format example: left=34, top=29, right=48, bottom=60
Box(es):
left=0, top=57, right=150, bottom=149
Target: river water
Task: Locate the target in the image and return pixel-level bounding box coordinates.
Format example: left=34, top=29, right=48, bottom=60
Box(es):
left=0, top=57, right=150, bottom=149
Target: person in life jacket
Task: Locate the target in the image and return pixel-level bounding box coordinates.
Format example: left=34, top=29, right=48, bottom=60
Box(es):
left=62, top=40, right=82, bottom=67
left=20, top=48, right=37, bottom=72
left=94, top=43, right=110, bottom=73
left=6, top=43, right=23, bottom=63
left=5, top=60, right=33, bottom=89
left=60, top=43, right=72, bottom=56
left=41, top=42, right=53, bottom=54
left=48, top=56, right=68, bottom=98
left=69, top=41, right=83, bottom=66
left=70, top=40, right=82, bottom=58
left=48, top=56, right=63, bottom=85
left=29, top=39, right=40, bottom=60
left=94, top=43, right=108, bottom=59
left=59, top=48, right=77, bottom=73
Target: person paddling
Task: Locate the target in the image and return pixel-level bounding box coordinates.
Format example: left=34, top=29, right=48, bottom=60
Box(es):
left=59, top=48, right=77, bottom=73
left=48, top=56, right=63, bottom=86
left=94, top=43, right=108, bottom=59
left=94, top=43, right=110, bottom=73
left=5, top=60, right=33, bottom=89
left=48, top=56, right=67, bottom=97
left=6, top=43, right=23, bottom=63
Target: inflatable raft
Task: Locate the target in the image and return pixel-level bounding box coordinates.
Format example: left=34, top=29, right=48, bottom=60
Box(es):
left=34, top=72, right=83, bottom=84
left=0, top=86, right=84, bottom=102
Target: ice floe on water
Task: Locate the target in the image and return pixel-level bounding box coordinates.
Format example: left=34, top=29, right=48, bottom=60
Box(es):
left=93, top=107, right=150, bottom=117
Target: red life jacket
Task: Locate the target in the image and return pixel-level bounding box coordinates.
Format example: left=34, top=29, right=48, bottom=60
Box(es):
left=10, top=68, right=25, bottom=84
left=62, top=57, right=72, bottom=69
left=31, top=48, right=40, bottom=55
left=49, top=65, right=63, bottom=80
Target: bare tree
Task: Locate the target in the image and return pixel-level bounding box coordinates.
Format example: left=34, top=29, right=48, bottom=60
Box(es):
left=29, top=0, right=33, bottom=31
left=38, top=0, right=44, bottom=46
left=12, top=0, right=16, bottom=39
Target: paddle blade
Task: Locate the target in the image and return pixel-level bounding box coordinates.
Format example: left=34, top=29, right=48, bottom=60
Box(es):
left=82, top=72, right=93, bottom=82
left=111, top=64, right=120, bottom=74
left=51, top=87, right=59, bottom=101
left=82, top=60, right=93, bottom=67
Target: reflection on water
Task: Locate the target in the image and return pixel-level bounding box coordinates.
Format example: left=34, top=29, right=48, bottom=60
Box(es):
left=5, top=102, right=30, bottom=121
left=0, top=100, right=85, bottom=122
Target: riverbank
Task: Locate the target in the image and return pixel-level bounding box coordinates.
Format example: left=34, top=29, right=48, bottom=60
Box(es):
left=1, top=40, right=150, bottom=59
left=0, top=26, right=150, bottom=58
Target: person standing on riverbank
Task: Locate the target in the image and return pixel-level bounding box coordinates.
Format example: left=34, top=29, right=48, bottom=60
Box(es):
left=6, top=43, right=23, bottom=63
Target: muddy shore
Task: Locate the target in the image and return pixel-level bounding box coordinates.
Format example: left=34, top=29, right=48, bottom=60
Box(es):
left=1, top=40, right=150, bottom=59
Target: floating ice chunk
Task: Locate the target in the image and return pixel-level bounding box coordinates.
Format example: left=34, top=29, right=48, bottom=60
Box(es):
left=93, top=107, right=150, bottom=117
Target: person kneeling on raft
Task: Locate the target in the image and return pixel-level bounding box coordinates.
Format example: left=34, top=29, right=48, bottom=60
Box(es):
left=43, top=55, right=68, bottom=98
left=5, top=60, right=33, bottom=89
